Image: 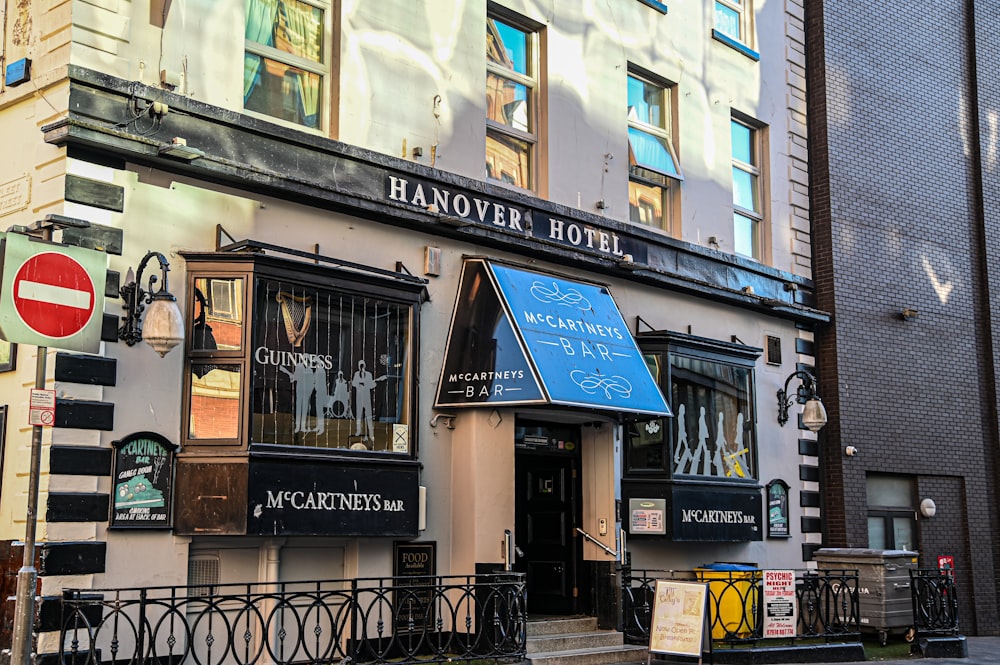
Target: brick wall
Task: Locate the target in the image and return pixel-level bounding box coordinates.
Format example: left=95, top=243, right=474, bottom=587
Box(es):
left=806, top=0, right=1000, bottom=635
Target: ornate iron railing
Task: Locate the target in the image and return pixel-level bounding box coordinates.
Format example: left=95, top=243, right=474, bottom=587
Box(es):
left=621, top=567, right=861, bottom=645
left=909, top=569, right=959, bottom=637
left=59, top=573, right=526, bottom=665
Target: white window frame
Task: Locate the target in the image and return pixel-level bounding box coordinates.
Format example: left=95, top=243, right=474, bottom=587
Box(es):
left=714, top=0, right=752, bottom=46
left=243, top=0, right=332, bottom=133
left=486, top=9, right=539, bottom=191
left=731, top=116, right=764, bottom=260
left=627, top=69, right=683, bottom=233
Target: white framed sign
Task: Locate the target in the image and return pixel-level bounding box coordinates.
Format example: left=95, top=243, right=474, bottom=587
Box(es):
left=648, top=579, right=708, bottom=659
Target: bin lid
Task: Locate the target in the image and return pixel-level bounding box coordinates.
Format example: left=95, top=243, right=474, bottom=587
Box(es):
left=698, top=562, right=758, bottom=571
left=814, top=548, right=917, bottom=559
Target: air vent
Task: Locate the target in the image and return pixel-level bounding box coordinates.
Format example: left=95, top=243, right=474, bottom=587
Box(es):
left=766, top=335, right=782, bottom=365
left=187, top=554, right=220, bottom=597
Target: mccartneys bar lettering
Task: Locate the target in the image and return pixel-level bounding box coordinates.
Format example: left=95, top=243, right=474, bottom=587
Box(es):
left=386, top=175, right=627, bottom=258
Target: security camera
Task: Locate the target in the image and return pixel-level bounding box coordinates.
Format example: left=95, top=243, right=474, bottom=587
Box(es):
left=845, top=446, right=858, bottom=457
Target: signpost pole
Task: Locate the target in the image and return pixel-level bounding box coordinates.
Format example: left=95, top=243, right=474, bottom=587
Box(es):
left=11, top=344, right=47, bottom=665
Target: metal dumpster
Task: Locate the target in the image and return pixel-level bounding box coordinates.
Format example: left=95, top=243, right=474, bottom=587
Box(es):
left=814, top=547, right=918, bottom=645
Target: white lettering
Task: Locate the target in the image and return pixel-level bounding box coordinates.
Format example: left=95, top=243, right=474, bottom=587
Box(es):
left=388, top=176, right=407, bottom=201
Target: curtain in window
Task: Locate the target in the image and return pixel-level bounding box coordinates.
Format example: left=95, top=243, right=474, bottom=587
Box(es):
left=244, top=0, right=278, bottom=101
left=278, top=1, right=321, bottom=120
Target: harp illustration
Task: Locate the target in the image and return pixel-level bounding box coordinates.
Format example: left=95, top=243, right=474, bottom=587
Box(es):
left=276, top=291, right=313, bottom=347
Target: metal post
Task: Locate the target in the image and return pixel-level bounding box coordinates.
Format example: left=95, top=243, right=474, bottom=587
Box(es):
left=11, top=344, right=47, bottom=665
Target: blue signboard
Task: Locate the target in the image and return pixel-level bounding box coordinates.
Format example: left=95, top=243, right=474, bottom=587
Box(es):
left=435, top=260, right=670, bottom=417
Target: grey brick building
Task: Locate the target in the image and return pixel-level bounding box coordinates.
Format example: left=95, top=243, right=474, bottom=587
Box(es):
left=806, top=0, right=1000, bottom=635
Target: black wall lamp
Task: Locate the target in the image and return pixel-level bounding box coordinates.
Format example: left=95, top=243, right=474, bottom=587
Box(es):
left=777, top=369, right=827, bottom=432
left=118, top=251, right=185, bottom=357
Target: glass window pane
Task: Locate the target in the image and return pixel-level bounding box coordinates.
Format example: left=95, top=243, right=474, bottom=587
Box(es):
left=628, top=76, right=663, bottom=128
left=734, top=212, right=755, bottom=257
left=629, top=128, right=678, bottom=177
left=715, top=2, right=741, bottom=40
left=487, top=73, right=530, bottom=132
left=868, top=516, right=887, bottom=549
left=192, top=278, right=244, bottom=351
left=488, top=19, right=528, bottom=75
left=251, top=278, right=412, bottom=453
left=487, top=130, right=531, bottom=188
left=867, top=475, right=914, bottom=507
left=247, top=0, right=323, bottom=63
left=671, top=355, right=755, bottom=479
left=189, top=365, right=242, bottom=439
left=731, top=121, right=753, bottom=163
left=629, top=179, right=667, bottom=229
left=892, top=516, right=915, bottom=551
left=732, top=167, right=757, bottom=210
left=244, top=54, right=321, bottom=128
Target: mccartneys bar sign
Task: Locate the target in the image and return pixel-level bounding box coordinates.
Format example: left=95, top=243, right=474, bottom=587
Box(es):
left=385, top=175, right=646, bottom=263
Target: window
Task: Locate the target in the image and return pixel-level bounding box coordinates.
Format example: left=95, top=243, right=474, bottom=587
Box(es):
left=487, top=12, right=538, bottom=190
left=866, top=474, right=917, bottom=551
left=627, top=72, right=682, bottom=232
left=182, top=255, right=422, bottom=457
left=731, top=117, right=764, bottom=259
left=627, top=335, right=758, bottom=481
left=714, top=0, right=750, bottom=45
left=244, top=0, right=327, bottom=129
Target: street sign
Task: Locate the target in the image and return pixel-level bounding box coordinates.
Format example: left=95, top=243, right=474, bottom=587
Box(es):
left=0, top=232, right=106, bottom=353
left=28, top=389, right=56, bottom=427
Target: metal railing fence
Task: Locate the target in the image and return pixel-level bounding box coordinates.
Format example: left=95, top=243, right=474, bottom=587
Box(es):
left=621, top=567, right=861, bottom=646
left=59, top=573, right=526, bottom=665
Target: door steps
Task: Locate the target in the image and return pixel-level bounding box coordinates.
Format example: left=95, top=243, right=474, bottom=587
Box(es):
left=522, top=616, right=647, bottom=665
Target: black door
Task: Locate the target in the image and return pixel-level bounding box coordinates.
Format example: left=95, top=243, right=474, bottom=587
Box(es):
left=514, top=421, right=588, bottom=615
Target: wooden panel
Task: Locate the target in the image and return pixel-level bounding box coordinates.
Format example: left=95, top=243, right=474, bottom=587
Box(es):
left=49, top=445, right=112, bottom=475
left=54, top=398, right=114, bottom=430
left=55, top=352, right=117, bottom=386
left=173, top=460, right=249, bottom=535
left=64, top=174, right=125, bottom=213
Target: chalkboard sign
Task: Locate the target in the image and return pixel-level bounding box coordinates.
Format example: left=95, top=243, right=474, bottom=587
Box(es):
left=111, top=432, right=176, bottom=528
left=648, top=580, right=708, bottom=660
left=393, top=542, right=437, bottom=634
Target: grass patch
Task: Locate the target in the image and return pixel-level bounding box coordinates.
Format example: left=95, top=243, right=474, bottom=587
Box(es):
left=861, top=634, right=917, bottom=661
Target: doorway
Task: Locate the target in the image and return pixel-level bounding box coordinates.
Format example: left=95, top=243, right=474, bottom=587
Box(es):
left=514, top=418, right=591, bottom=615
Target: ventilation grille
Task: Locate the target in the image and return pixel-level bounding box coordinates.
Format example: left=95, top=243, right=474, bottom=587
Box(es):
left=188, top=555, right=220, bottom=597
left=765, top=335, right=782, bottom=365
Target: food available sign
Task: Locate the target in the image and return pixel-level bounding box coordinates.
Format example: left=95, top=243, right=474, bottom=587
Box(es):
left=0, top=233, right=106, bottom=353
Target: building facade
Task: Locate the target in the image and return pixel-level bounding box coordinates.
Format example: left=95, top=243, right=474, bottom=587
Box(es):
left=0, top=0, right=824, bottom=653
left=806, top=0, right=1000, bottom=636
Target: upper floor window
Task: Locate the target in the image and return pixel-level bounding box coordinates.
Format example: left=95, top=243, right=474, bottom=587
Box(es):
left=715, top=0, right=749, bottom=45
left=244, top=0, right=328, bottom=130
left=486, top=12, right=538, bottom=190
left=627, top=334, right=758, bottom=482
left=627, top=71, right=682, bottom=233
left=731, top=116, right=764, bottom=259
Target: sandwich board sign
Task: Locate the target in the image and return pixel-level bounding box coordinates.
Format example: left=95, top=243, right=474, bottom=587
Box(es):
left=0, top=232, right=106, bottom=353
left=648, top=579, right=709, bottom=663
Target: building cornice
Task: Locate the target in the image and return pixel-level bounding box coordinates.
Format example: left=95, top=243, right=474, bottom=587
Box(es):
left=44, top=66, right=829, bottom=325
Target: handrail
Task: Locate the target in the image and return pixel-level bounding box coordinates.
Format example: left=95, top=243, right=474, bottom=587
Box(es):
left=576, top=527, right=617, bottom=558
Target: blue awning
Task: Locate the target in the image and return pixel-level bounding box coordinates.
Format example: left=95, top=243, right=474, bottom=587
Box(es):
left=435, top=259, right=671, bottom=417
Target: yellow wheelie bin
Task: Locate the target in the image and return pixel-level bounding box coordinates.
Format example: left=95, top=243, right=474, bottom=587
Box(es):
left=696, top=563, right=759, bottom=639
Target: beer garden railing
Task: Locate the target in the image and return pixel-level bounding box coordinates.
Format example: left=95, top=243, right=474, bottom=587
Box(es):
left=621, top=567, right=862, bottom=646
left=909, top=568, right=960, bottom=638
left=58, top=573, right=526, bottom=665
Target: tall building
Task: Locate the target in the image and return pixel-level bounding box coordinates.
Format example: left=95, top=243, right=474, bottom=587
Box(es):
left=806, top=0, right=1000, bottom=636
left=0, top=0, right=823, bottom=654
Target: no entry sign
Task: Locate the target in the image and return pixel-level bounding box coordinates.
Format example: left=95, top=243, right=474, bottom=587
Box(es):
left=0, top=233, right=107, bottom=353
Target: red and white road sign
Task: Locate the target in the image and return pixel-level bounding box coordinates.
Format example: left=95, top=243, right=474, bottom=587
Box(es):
left=12, top=251, right=96, bottom=339
left=0, top=233, right=106, bottom=353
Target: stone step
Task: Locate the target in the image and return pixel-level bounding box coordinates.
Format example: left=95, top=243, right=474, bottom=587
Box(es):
left=527, top=616, right=598, bottom=636
left=526, top=629, right=624, bottom=654
left=526, top=643, right=648, bottom=665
